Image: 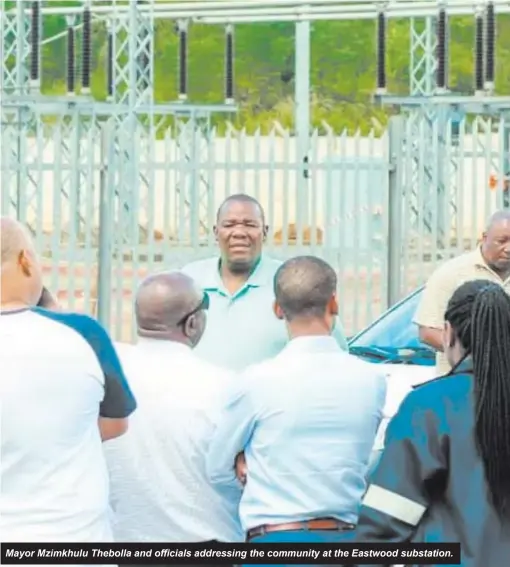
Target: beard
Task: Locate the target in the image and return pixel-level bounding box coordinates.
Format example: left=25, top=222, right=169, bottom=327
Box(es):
left=227, top=258, right=254, bottom=274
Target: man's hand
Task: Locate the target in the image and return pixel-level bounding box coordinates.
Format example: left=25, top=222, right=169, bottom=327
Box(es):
left=418, top=326, right=444, bottom=352
left=235, top=452, right=247, bottom=485
left=99, top=416, right=129, bottom=442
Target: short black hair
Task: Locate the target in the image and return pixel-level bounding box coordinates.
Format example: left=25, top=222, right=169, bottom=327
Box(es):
left=274, top=256, right=337, bottom=321
left=216, top=194, right=265, bottom=224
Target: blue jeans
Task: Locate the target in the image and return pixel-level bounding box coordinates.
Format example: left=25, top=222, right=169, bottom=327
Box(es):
left=244, top=528, right=355, bottom=567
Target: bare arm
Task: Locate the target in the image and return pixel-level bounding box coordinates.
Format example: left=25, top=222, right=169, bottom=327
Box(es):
left=99, top=417, right=129, bottom=442
left=413, top=265, right=455, bottom=352
left=418, top=326, right=444, bottom=351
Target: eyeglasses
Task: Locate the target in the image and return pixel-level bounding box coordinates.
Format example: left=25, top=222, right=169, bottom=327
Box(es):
left=177, top=292, right=210, bottom=326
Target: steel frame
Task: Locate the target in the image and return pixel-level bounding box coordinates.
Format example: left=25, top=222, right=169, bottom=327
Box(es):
left=1, top=96, right=237, bottom=116
left=405, top=15, right=443, bottom=242
left=6, top=0, right=510, bottom=21
left=3, top=0, right=510, bottom=296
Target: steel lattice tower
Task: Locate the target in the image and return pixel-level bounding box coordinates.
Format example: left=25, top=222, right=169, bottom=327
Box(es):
left=408, top=15, right=456, bottom=246
left=3, top=0, right=510, bottom=279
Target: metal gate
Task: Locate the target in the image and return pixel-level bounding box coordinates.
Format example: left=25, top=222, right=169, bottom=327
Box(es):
left=385, top=112, right=510, bottom=306
left=1, top=108, right=507, bottom=340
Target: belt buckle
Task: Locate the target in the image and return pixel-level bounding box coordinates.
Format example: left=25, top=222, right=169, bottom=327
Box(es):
left=250, top=525, right=266, bottom=540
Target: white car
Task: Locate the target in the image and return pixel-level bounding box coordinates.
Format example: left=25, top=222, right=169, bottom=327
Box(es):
left=349, top=286, right=436, bottom=459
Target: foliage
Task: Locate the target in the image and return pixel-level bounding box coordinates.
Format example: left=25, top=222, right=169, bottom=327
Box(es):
left=6, top=1, right=510, bottom=133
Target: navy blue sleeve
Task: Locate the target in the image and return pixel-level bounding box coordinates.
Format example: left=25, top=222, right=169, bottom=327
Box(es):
left=33, top=308, right=137, bottom=419
left=353, top=387, right=448, bottom=555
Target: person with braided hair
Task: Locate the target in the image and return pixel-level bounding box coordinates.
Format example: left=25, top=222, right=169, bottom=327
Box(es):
left=349, top=279, right=510, bottom=567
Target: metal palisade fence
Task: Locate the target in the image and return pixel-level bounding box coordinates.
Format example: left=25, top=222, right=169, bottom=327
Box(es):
left=1, top=110, right=509, bottom=341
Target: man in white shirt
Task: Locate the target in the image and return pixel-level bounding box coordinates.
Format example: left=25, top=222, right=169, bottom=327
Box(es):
left=104, top=271, right=244, bottom=549
left=207, top=256, right=387, bottom=545
left=0, top=217, right=136, bottom=542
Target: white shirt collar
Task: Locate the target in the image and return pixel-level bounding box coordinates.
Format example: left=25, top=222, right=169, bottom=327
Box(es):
left=283, top=335, right=340, bottom=354
left=135, top=337, right=192, bottom=354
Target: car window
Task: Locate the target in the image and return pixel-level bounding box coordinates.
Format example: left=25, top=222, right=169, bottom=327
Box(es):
left=350, top=287, right=428, bottom=351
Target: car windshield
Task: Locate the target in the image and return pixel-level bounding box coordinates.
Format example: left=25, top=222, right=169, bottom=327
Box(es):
left=349, top=287, right=435, bottom=365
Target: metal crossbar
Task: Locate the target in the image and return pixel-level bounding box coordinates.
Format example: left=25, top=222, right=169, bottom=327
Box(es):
left=5, top=0, right=510, bottom=22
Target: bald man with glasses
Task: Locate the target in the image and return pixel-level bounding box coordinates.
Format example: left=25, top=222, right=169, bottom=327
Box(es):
left=104, top=271, right=243, bottom=556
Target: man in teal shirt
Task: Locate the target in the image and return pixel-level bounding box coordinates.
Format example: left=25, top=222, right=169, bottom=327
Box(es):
left=181, top=194, right=349, bottom=371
